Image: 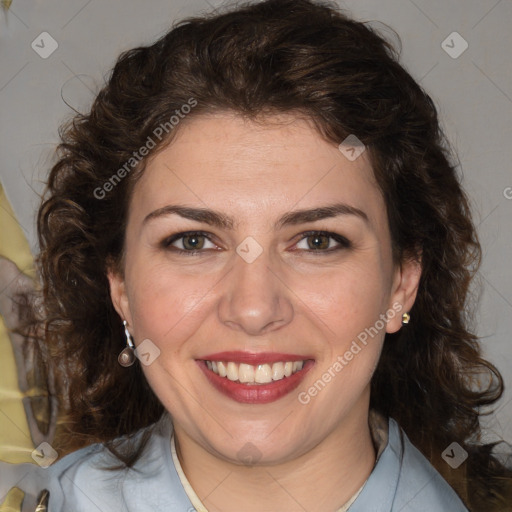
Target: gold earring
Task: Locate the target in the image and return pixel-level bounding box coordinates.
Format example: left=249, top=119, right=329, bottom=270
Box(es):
left=402, top=312, right=410, bottom=325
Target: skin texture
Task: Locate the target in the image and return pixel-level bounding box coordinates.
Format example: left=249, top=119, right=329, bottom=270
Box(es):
left=109, top=112, right=421, bottom=511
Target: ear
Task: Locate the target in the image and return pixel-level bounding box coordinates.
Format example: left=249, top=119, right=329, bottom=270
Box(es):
left=386, top=256, right=422, bottom=334
left=107, top=267, right=133, bottom=327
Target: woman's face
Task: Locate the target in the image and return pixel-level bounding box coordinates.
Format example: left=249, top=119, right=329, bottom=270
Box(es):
left=109, top=112, right=420, bottom=464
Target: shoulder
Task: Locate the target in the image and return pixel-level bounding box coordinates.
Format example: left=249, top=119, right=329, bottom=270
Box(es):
left=350, top=417, right=469, bottom=512
left=389, top=418, right=469, bottom=511
left=45, top=415, right=194, bottom=511
left=45, top=440, right=127, bottom=511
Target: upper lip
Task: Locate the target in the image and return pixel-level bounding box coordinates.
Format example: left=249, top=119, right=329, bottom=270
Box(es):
left=198, top=351, right=314, bottom=365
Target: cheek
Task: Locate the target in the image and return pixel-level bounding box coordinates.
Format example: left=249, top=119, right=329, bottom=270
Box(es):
left=298, top=256, right=390, bottom=400
left=126, top=263, right=216, bottom=348
left=303, top=258, right=392, bottom=335
left=303, top=279, right=387, bottom=414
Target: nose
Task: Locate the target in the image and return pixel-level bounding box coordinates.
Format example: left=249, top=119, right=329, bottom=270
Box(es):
left=217, top=250, right=294, bottom=336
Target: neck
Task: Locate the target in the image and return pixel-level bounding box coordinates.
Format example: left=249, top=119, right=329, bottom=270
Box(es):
left=173, top=405, right=376, bottom=512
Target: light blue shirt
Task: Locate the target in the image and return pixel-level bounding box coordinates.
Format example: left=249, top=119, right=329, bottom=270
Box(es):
left=0, top=415, right=469, bottom=511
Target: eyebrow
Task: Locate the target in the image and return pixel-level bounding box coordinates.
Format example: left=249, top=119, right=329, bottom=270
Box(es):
left=142, top=202, right=369, bottom=230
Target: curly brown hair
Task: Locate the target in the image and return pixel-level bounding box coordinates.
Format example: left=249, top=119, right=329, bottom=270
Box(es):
left=32, top=0, right=511, bottom=509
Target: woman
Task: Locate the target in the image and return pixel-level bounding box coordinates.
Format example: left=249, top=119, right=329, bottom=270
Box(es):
left=20, top=0, right=512, bottom=510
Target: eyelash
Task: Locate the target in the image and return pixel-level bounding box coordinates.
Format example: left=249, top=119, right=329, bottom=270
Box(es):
left=160, top=230, right=351, bottom=256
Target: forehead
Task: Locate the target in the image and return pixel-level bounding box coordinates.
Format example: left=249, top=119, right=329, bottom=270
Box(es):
left=130, top=112, right=385, bottom=229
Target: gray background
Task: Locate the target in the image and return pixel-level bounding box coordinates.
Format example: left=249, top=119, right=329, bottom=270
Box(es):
left=0, top=0, right=511, bottom=442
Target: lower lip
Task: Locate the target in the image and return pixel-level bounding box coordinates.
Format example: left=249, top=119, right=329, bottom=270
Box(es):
left=197, top=360, right=315, bottom=404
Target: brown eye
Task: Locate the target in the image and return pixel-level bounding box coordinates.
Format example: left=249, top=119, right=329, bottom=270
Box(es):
left=162, top=231, right=217, bottom=253
left=294, top=231, right=351, bottom=253
left=306, top=234, right=330, bottom=250
left=181, top=234, right=206, bottom=250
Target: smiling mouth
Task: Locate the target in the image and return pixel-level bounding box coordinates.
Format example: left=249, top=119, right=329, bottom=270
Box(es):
left=202, top=360, right=309, bottom=385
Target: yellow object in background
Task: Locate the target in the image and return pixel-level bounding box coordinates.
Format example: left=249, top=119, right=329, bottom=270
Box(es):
left=1, top=1, right=13, bottom=13
left=0, top=182, right=36, bottom=463
left=0, top=487, right=24, bottom=511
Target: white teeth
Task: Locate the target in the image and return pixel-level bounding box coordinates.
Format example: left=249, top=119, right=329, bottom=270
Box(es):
left=272, top=362, right=284, bottom=381
left=239, top=363, right=255, bottom=383
left=217, top=361, right=227, bottom=377
left=205, top=359, right=306, bottom=384
left=255, top=364, right=272, bottom=384
left=227, top=362, right=238, bottom=381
